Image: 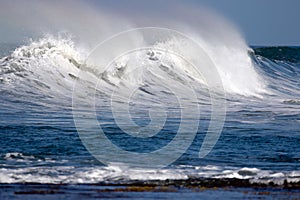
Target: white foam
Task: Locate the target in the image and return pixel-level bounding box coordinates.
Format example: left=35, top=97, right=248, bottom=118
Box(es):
left=0, top=35, right=87, bottom=101
left=0, top=164, right=298, bottom=185
left=1, top=1, right=270, bottom=98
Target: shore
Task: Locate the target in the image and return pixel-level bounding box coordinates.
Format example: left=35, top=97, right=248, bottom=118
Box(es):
left=1, top=178, right=299, bottom=199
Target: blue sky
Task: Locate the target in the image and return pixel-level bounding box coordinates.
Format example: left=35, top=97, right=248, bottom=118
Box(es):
left=1, top=0, right=299, bottom=45
left=195, top=0, right=300, bottom=45
left=92, top=0, right=299, bottom=46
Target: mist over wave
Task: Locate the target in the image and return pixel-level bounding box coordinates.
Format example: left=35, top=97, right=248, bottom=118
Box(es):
left=0, top=0, right=268, bottom=98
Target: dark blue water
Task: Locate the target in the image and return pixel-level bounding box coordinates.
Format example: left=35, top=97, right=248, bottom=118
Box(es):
left=0, top=40, right=299, bottom=190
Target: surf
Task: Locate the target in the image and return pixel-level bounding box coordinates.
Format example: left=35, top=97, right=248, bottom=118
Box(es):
left=0, top=1, right=270, bottom=99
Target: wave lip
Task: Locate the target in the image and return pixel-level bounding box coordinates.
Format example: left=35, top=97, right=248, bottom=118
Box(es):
left=0, top=34, right=269, bottom=97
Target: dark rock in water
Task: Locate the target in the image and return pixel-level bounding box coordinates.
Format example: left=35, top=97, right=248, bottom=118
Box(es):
left=238, top=170, right=257, bottom=176
left=96, top=178, right=300, bottom=189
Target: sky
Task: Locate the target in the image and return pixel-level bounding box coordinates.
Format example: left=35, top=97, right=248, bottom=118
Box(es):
left=94, top=0, right=300, bottom=46
left=194, top=0, right=300, bottom=46
left=0, top=0, right=299, bottom=46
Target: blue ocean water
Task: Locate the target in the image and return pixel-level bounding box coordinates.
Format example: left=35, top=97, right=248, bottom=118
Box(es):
left=1, top=1, right=300, bottom=198
left=0, top=34, right=299, bottom=190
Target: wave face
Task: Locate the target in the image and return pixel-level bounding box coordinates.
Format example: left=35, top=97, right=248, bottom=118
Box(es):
left=253, top=47, right=300, bottom=98
left=0, top=35, right=267, bottom=98
left=0, top=2, right=299, bottom=187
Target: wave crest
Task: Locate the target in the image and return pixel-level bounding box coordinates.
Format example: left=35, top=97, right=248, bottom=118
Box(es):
left=0, top=33, right=269, bottom=98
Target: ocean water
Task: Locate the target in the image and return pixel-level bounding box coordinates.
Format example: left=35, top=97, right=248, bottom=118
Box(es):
left=0, top=3, right=299, bottom=198
left=0, top=36, right=299, bottom=188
